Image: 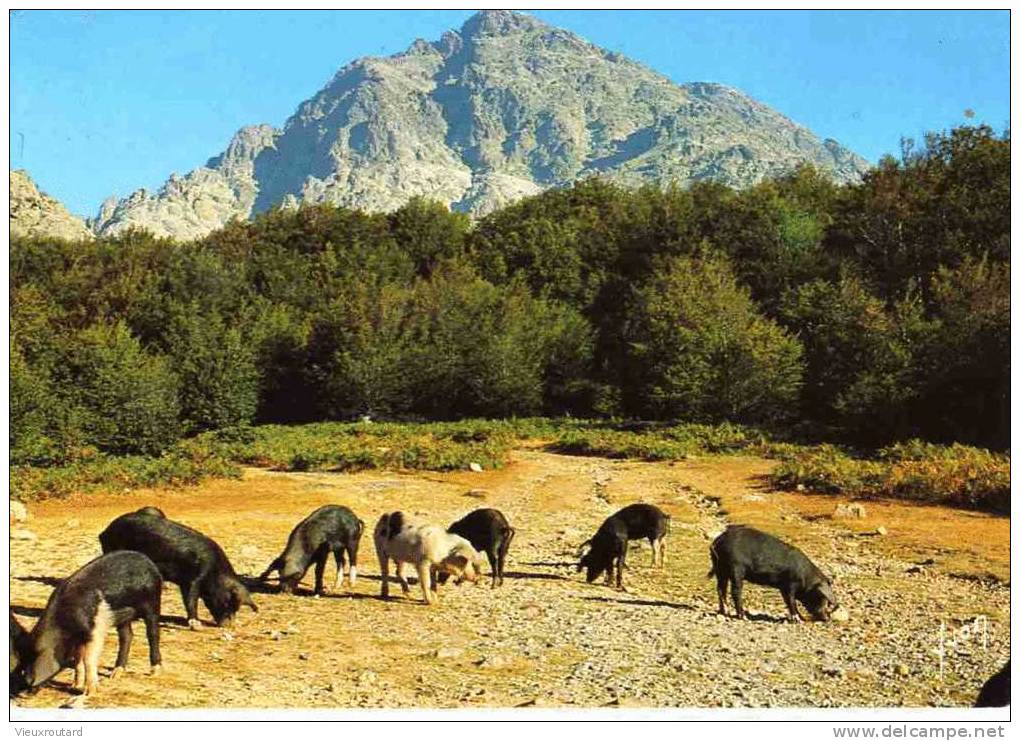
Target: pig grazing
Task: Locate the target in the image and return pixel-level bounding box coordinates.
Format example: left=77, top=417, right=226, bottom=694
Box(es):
left=374, top=512, right=486, bottom=605
left=99, top=510, right=257, bottom=629
left=708, top=525, right=846, bottom=622
left=577, top=517, right=629, bottom=590
left=258, top=505, right=364, bottom=595
left=444, top=508, right=515, bottom=588
left=13, top=551, right=163, bottom=696
left=975, top=661, right=1010, bottom=707
left=578, top=503, right=670, bottom=567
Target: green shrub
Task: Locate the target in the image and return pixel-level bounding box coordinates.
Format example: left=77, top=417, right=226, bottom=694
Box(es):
left=56, top=322, right=181, bottom=456
left=622, top=255, right=804, bottom=423
left=10, top=444, right=240, bottom=501
left=166, top=309, right=259, bottom=432
left=770, top=441, right=1009, bottom=514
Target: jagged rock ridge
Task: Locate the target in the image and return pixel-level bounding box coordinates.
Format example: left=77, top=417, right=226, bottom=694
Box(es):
left=92, top=9, right=870, bottom=240
left=10, top=170, right=93, bottom=241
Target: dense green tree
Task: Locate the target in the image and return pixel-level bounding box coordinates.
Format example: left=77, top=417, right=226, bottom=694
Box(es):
left=55, top=322, right=181, bottom=455
left=621, top=256, right=804, bottom=423
left=165, top=308, right=259, bottom=433
left=8, top=124, right=1007, bottom=451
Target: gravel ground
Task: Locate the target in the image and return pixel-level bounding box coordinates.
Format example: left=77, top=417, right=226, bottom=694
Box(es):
left=9, top=450, right=1009, bottom=709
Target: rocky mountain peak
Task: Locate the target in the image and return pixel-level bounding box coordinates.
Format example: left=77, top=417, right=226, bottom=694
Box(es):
left=85, top=10, right=870, bottom=240
left=460, top=8, right=548, bottom=38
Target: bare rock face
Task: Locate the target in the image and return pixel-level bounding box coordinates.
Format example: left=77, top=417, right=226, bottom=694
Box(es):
left=9, top=170, right=93, bottom=241
left=89, top=124, right=279, bottom=241
left=92, top=10, right=870, bottom=239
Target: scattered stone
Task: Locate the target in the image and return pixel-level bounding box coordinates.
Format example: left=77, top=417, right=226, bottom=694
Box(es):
left=795, top=484, right=806, bottom=492
left=475, top=655, right=510, bottom=669
left=9, top=500, right=28, bottom=525
left=833, top=503, right=867, bottom=519
left=10, top=528, right=37, bottom=541
left=65, top=518, right=80, bottom=528
left=830, top=607, right=851, bottom=623
left=895, top=663, right=910, bottom=677
left=284, top=623, right=300, bottom=635
left=433, top=647, right=464, bottom=660
left=268, top=630, right=283, bottom=641
left=468, top=462, right=484, bottom=473
left=220, top=631, right=235, bottom=642
left=743, top=494, right=764, bottom=502
left=354, top=669, right=379, bottom=685
left=822, top=665, right=845, bottom=678
left=875, top=526, right=888, bottom=536
left=299, top=652, right=310, bottom=661
left=465, top=489, right=487, bottom=499
left=906, top=565, right=926, bottom=575
left=520, top=603, right=542, bottom=619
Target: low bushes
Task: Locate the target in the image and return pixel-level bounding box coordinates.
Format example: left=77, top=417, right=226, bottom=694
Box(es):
left=11, top=445, right=240, bottom=501
left=770, top=441, right=1010, bottom=514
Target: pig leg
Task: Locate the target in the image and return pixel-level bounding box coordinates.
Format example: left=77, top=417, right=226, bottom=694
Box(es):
left=83, top=637, right=105, bottom=695
left=659, top=537, right=667, bottom=567
left=417, top=562, right=434, bottom=605
left=497, top=542, right=508, bottom=587
left=83, top=601, right=114, bottom=696
left=715, top=573, right=729, bottom=615
left=781, top=588, right=803, bottom=622
left=486, top=549, right=499, bottom=589
left=313, top=552, right=327, bottom=596
left=731, top=574, right=746, bottom=620
left=182, top=580, right=202, bottom=630
left=143, top=606, right=162, bottom=673
left=617, top=548, right=628, bottom=592
left=395, top=561, right=411, bottom=595
left=344, top=542, right=357, bottom=588
left=378, top=555, right=391, bottom=599
left=648, top=538, right=658, bottom=566
left=331, top=546, right=345, bottom=591
left=110, top=622, right=133, bottom=678
left=603, top=561, right=613, bottom=586
left=73, top=653, right=86, bottom=692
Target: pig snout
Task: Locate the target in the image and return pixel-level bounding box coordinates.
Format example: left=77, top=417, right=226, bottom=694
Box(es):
left=458, top=563, right=479, bottom=584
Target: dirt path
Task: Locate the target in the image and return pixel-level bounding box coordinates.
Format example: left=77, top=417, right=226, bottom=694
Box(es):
left=10, top=450, right=1009, bottom=709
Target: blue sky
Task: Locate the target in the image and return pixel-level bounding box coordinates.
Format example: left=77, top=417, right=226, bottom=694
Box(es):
left=10, top=9, right=1010, bottom=217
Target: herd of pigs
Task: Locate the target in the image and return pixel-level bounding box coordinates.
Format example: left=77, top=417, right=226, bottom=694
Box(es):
left=9, top=501, right=1011, bottom=708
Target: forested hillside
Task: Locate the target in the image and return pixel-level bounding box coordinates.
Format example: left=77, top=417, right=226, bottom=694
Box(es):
left=10, top=125, right=1009, bottom=471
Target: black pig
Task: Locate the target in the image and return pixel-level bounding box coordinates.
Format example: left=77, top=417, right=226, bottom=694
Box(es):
left=442, top=508, right=515, bottom=588
left=975, top=661, right=1010, bottom=707
left=99, top=511, right=257, bottom=629
left=10, top=611, right=32, bottom=695
left=258, top=505, right=364, bottom=595
left=13, top=551, right=163, bottom=696
left=577, top=517, right=629, bottom=590
left=134, top=506, right=166, bottom=518
left=578, top=503, right=670, bottom=567
left=708, top=525, right=846, bottom=622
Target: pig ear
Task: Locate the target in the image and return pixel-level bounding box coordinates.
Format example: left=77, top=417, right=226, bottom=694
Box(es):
left=446, top=553, right=469, bottom=571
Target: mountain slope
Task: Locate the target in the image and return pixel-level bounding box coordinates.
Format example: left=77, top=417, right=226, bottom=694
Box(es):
left=92, top=10, right=869, bottom=240
left=10, top=170, right=93, bottom=241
